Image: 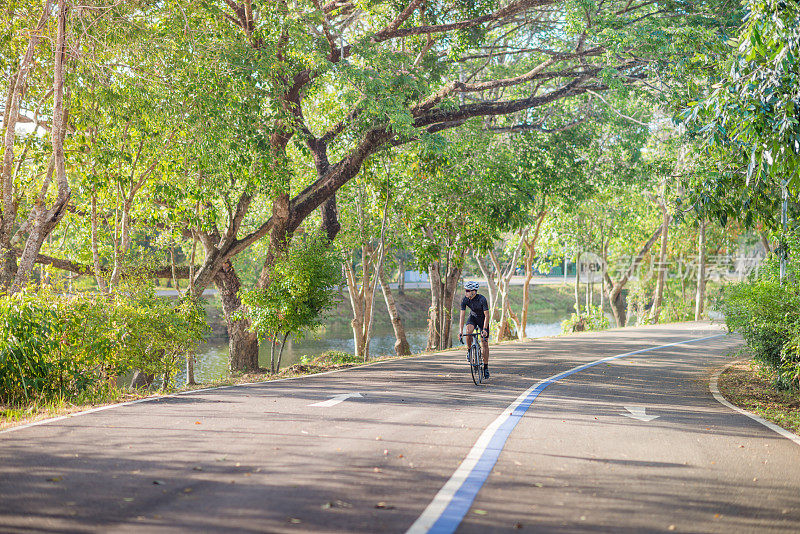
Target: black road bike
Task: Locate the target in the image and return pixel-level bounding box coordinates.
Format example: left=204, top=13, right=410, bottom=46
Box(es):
left=460, top=330, right=485, bottom=385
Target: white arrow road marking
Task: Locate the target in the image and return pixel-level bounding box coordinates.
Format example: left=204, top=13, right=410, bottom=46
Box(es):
left=308, top=393, right=363, bottom=407
left=621, top=406, right=659, bottom=422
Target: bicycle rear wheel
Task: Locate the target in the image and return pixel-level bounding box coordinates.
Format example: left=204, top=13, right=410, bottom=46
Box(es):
left=469, top=345, right=480, bottom=385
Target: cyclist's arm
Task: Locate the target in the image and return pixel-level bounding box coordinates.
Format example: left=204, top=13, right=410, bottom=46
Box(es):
left=458, top=310, right=466, bottom=335
left=482, top=301, right=489, bottom=335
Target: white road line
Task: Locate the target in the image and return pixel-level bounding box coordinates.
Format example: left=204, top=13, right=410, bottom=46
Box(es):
left=308, top=393, right=363, bottom=407
left=710, top=362, right=800, bottom=447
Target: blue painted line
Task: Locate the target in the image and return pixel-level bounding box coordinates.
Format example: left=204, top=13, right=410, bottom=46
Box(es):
left=425, top=333, right=727, bottom=534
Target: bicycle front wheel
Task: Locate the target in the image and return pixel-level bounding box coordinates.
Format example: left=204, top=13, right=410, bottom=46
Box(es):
left=469, top=345, right=480, bottom=385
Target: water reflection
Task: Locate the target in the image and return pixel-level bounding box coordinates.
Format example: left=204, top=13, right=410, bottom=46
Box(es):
left=176, top=320, right=564, bottom=386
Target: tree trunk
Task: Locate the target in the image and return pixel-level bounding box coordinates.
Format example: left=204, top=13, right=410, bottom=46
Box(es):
left=11, top=2, right=72, bottom=293
left=343, top=253, right=369, bottom=360
left=186, top=353, right=196, bottom=386
left=606, top=282, right=627, bottom=328
left=397, top=255, right=405, bottom=295
left=1, top=2, right=53, bottom=289
left=214, top=261, right=259, bottom=372
left=759, top=230, right=772, bottom=256
left=276, top=331, right=290, bottom=373
left=129, top=370, right=154, bottom=389
left=90, top=194, right=108, bottom=294
left=426, top=259, right=461, bottom=351
left=694, top=219, right=707, bottom=321
left=520, top=245, right=534, bottom=340
left=475, top=253, right=498, bottom=318
left=602, top=223, right=664, bottom=328
left=574, top=251, right=582, bottom=315
left=648, top=206, right=671, bottom=324
left=488, top=233, right=526, bottom=341
left=378, top=264, right=411, bottom=356
left=519, top=212, right=546, bottom=339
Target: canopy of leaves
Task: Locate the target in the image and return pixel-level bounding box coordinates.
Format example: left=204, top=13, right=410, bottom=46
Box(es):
left=681, top=0, right=800, bottom=227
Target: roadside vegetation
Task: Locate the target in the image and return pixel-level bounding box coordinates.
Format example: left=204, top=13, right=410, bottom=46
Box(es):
left=718, top=360, right=800, bottom=436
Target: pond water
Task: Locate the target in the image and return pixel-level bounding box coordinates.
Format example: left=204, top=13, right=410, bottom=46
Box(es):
left=175, top=318, right=565, bottom=386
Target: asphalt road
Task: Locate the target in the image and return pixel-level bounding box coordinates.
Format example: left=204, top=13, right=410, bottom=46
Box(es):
left=2, top=322, right=799, bottom=533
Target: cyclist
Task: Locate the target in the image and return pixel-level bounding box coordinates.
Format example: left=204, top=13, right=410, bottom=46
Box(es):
left=459, top=280, right=490, bottom=379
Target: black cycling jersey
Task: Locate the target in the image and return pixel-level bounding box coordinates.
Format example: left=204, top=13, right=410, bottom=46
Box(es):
left=461, top=293, right=489, bottom=325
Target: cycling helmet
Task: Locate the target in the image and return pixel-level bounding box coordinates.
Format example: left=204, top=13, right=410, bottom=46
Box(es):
left=464, top=280, right=479, bottom=291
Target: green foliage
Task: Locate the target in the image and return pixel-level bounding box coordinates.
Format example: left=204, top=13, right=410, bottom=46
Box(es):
left=396, top=127, right=536, bottom=269
left=300, top=351, right=361, bottom=366
left=241, top=231, right=343, bottom=344
left=113, top=283, right=209, bottom=388
left=560, top=305, right=609, bottom=334
left=721, top=237, right=800, bottom=389
left=0, top=287, right=208, bottom=406
left=681, top=0, right=800, bottom=227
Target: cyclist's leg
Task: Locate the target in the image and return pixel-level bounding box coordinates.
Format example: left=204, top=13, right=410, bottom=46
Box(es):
left=465, top=323, right=475, bottom=349
left=481, top=325, right=489, bottom=365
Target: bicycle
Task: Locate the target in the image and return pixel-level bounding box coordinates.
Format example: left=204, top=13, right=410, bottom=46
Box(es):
left=460, top=329, right=485, bottom=385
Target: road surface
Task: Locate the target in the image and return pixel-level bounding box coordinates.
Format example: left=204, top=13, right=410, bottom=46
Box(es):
left=2, top=322, right=799, bottom=533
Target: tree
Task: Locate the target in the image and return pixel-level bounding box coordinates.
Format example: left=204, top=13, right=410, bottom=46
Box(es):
left=336, top=159, right=392, bottom=361
left=2, top=0, right=741, bottom=369
left=1, top=0, right=72, bottom=292
left=240, top=231, right=341, bottom=373
left=506, top=114, right=598, bottom=337
left=396, top=127, right=533, bottom=348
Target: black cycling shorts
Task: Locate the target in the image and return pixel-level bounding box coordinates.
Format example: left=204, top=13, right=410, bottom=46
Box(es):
left=466, top=315, right=489, bottom=335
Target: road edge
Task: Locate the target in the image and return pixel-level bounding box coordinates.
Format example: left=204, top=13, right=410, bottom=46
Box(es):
left=710, top=361, right=800, bottom=447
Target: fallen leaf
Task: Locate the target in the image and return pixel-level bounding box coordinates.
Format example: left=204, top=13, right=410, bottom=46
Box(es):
left=183, top=488, right=193, bottom=493
left=289, top=518, right=302, bottom=524
left=193, top=466, right=203, bottom=471
left=194, top=421, right=201, bottom=425
left=474, top=510, right=487, bottom=515
left=322, top=500, right=352, bottom=509
left=375, top=502, right=395, bottom=509
left=152, top=480, right=165, bottom=485
left=46, top=477, right=62, bottom=482
left=513, top=522, right=523, bottom=529
left=123, top=498, right=134, bottom=502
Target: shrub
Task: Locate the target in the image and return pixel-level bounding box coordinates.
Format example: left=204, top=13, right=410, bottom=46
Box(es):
left=561, top=305, right=610, bottom=334
left=301, top=351, right=360, bottom=366
left=0, top=287, right=208, bottom=406
left=0, top=290, right=124, bottom=406
left=720, top=239, right=800, bottom=389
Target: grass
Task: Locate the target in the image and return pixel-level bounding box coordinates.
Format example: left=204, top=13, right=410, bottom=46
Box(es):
left=717, top=358, right=800, bottom=436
